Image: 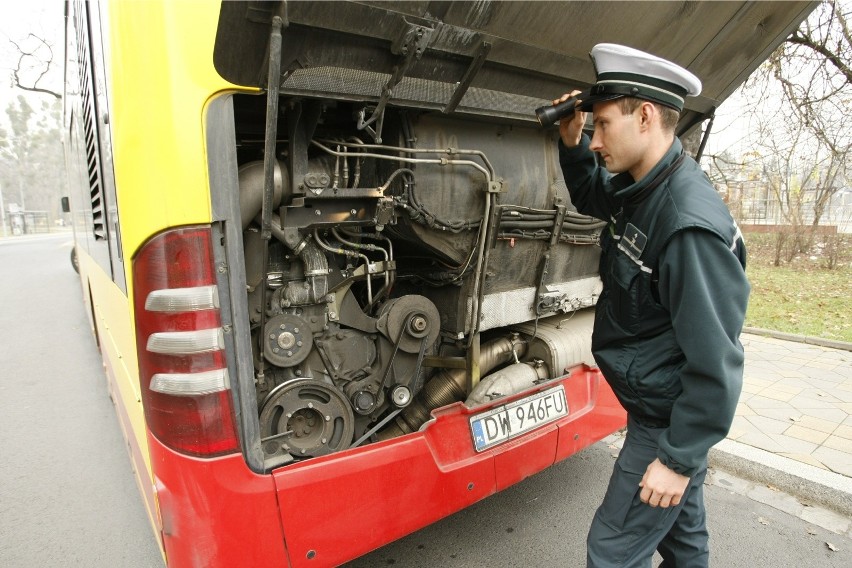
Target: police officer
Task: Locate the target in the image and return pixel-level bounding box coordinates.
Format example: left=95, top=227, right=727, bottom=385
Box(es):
left=554, top=44, right=750, bottom=567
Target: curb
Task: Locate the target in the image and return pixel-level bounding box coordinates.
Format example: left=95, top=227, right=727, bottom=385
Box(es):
left=742, top=327, right=852, bottom=352
left=709, top=438, right=852, bottom=518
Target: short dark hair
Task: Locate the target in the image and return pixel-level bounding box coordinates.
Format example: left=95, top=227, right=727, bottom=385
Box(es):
left=617, top=97, right=680, bottom=132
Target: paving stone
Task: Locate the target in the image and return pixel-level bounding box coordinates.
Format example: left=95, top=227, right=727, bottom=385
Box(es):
left=744, top=376, right=777, bottom=387
left=834, top=424, right=852, bottom=441
left=749, top=415, right=797, bottom=435
left=789, top=394, right=843, bottom=408
left=747, top=395, right=796, bottom=409
left=823, top=435, right=852, bottom=454
left=736, top=430, right=789, bottom=453
left=784, top=425, right=830, bottom=445
left=735, top=403, right=756, bottom=416
left=771, top=383, right=806, bottom=395
left=795, top=415, right=842, bottom=434
left=759, top=388, right=797, bottom=402
left=812, top=446, right=852, bottom=477
left=721, top=334, right=852, bottom=512
left=777, top=453, right=829, bottom=470
left=799, top=407, right=850, bottom=425
left=740, top=383, right=764, bottom=395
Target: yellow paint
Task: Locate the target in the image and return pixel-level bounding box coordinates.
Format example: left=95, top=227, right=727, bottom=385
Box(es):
left=68, top=0, right=260, bottom=559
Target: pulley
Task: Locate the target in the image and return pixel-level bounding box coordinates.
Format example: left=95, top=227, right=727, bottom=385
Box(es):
left=259, top=379, right=354, bottom=459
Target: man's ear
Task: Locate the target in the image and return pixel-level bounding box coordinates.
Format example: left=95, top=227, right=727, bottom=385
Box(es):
left=638, top=101, right=655, bottom=130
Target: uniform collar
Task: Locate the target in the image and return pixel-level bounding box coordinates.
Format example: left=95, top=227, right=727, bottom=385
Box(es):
left=609, top=137, right=683, bottom=203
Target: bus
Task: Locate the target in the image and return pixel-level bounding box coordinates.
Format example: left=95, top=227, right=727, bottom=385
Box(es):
left=62, top=1, right=816, bottom=566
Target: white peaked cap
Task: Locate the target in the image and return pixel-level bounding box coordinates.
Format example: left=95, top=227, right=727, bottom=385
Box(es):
left=578, top=43, right=702, bottom=112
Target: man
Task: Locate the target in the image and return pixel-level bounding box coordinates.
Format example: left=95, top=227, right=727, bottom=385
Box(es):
left=555, top=44, right=750, bottom=567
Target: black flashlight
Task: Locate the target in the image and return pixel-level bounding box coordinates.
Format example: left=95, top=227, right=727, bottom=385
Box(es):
left=535, top=96, right=580, bottom=127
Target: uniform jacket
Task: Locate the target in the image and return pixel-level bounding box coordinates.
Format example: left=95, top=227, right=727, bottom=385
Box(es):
left=559, top=135, right=750, bottom=476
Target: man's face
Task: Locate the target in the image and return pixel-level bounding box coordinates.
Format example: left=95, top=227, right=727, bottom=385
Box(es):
left=589, top=100, right=644, bottom=177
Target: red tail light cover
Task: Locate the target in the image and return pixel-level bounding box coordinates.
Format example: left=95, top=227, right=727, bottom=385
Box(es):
left=132, top=226, right=239, bottom=457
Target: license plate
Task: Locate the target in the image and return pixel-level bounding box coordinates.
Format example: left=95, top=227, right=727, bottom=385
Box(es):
left=469, top=385, right=568, bottom=452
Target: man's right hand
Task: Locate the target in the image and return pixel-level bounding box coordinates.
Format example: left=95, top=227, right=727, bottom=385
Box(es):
left=555, top=90, right=586, bottom=148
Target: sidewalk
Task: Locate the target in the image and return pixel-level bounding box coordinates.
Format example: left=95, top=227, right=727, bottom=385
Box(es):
left=604, top=329, right=852, bottom=536
left=730, top=331, right=852, bottom=478
left=706, top=331, right=852, bottom=526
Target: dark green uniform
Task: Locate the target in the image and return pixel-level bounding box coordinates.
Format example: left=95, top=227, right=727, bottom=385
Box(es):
left=559, top=134, right=750, bottom=567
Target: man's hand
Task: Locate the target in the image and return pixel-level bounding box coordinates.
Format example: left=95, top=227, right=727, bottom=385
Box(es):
left=638, top=458, right=690, bottom=508
left=554, top=90, right=586, bottom=148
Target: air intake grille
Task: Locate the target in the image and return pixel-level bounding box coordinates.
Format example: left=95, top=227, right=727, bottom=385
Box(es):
left=282, top=66, right=549, bottom=122
left=74, top=0, right=105, bottom=241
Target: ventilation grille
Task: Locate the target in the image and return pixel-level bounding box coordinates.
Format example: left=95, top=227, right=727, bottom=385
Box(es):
left=282, top=66, right=549, bottom=122
left=74, top=0, right=105, bottom=241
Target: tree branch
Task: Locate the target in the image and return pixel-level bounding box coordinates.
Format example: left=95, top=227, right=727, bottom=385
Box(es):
left=8, top=35, right=61, bottom=100
left=787, top=32, right=852, bottom=84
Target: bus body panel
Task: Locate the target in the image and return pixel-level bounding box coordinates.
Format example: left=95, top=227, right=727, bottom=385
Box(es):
left=104, top=0, right=238, bottom=259
left=148, top=435, right=290, bottom=567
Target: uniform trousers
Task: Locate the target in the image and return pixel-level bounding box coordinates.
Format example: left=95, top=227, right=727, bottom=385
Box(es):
left=587, top=415, right=709, bottom=567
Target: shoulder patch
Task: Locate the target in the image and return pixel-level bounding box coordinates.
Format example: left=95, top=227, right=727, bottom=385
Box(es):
left=622, top=223, right=647, bottom=257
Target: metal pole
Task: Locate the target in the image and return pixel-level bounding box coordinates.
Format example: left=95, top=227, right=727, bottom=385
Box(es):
left=256, top=15, right=285, bottom=389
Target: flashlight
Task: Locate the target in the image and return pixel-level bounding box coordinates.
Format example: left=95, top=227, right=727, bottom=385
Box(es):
left=534, top=96, right=581, bottom=127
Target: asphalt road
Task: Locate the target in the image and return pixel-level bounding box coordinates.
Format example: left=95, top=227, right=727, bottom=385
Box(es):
left=1, top=234, right=850, bottom=568
left=0, top=233, right=163, bottom=568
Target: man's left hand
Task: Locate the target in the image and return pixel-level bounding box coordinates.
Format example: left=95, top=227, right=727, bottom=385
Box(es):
left=638, top=458, right=690, bottom=508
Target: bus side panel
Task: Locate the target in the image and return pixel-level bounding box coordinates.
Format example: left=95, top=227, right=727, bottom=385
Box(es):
left=272, top=367, right=625, bottom=568
left=80, top=258, right=162, bottom=544
left=105, top=349, right=162, bottom=550
left=148, top=435, right=290, bottom=567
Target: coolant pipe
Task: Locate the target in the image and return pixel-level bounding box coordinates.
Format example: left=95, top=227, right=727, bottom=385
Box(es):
left=265, top=219, right=329, bottom=305
left=238, top=160, right=288, bottom=230
left=313, top=230, right=373, bottom=305
left=376, top=335, right=527, bottom=440
left=331, top=228, right=390, bottom=299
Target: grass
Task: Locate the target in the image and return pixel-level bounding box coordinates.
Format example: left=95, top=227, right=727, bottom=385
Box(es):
left=743, top=233, right=852, bottom=343
left=745, top=263, right=852, bottom=343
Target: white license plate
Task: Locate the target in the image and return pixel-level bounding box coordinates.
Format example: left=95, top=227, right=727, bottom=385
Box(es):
left=469, top=385, right=568, bottom=452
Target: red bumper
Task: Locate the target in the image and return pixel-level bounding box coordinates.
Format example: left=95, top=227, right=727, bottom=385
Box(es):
left=148, top=365, right=624, bottom=567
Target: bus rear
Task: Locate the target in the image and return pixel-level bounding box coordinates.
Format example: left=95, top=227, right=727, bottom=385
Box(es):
left=63, top=1, right=817, bottom=566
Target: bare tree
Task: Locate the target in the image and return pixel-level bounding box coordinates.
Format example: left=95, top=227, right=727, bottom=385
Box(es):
left=708, top=0, right=851, bottom=267
left=3, top=30, right=63, bottom=228
left=8, top=33, right=60, bottom=100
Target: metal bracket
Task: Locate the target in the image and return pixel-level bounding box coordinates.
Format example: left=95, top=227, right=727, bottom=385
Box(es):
left=444, top=40, right=491, bottom=114
left=358, top=21, right=434, bottom=143
left=535, top=205, right=567, bottom=315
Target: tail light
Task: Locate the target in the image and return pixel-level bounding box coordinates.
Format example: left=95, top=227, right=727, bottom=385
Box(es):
left=132, top=226, right=239, bottom=457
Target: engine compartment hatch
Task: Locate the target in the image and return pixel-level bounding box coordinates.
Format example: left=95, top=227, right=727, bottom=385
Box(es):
left=214, top=0, right=818, bottom=133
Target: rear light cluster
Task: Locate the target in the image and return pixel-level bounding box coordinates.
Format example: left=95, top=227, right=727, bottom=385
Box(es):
left=132, top=226, right=240, bottom=457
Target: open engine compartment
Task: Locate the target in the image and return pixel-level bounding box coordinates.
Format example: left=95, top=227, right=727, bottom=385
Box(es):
left=232, top=94, right=604, bottom=466
left=209, top=0, right=818, bottom=470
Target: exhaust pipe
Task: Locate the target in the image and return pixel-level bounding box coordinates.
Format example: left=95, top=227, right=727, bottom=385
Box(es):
left=377, top=335, right=527, bottom=440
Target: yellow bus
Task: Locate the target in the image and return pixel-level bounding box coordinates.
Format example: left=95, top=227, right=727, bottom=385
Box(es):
left=63, top=1, right=816, bottom=566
